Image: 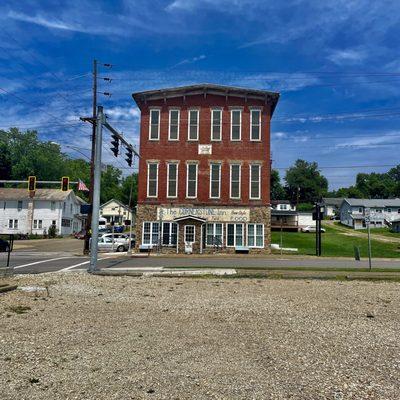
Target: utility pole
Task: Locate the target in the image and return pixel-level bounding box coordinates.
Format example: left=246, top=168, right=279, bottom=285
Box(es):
left=365, top=208, right=372, bottom=271
left=84, top=59, right=98, bottom=255
left=89, top=106, right=104, bottom=272
left=127, top=168, right=136, bottom=254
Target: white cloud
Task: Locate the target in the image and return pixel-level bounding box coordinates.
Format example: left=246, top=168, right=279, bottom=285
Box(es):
left=327, top=49, right=367, bottom=65
left=172, top=55, right=206, bottom=68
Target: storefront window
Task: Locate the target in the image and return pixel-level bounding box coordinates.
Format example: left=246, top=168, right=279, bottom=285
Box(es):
left=162, top=222, right=177, bottom=246
left=247, top=224, right=264, bottom=247
left=143, top=222, right=159, bottom=245
left=227, top=223, right=244, bottom=246
left=206, top=223, right=223, bottom=246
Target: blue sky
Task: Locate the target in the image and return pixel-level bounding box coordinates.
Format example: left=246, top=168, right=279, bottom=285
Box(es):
left=1, top=0, right=400, bottom=189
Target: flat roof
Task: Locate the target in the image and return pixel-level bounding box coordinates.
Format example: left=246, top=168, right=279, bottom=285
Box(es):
left=132, top=83, right=280, bottom=116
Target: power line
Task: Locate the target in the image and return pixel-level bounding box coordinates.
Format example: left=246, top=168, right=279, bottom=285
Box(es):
left=273, top=164, right=398, bottom=170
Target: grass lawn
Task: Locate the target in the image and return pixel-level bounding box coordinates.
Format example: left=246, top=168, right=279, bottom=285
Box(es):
left=331, top=222, right=400, bottom=238
left=271, top=224, right=400, bottom=258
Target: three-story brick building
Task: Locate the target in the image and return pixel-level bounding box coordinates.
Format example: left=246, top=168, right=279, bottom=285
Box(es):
left=132, top=84, right=279, bottom=253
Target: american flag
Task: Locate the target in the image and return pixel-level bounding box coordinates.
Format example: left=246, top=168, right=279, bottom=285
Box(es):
left=78, top=179, right=89, bottom=191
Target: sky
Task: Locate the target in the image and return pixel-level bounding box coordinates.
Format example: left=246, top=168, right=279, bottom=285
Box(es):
left=1, top=0, right=400, bottom=190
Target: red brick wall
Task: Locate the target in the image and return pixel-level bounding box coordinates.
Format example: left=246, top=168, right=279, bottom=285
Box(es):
left=136, top=93, right=271, bottom=206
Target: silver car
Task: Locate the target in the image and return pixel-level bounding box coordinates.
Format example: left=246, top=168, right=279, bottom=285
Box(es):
left=97, top=236, right=128, bottom=252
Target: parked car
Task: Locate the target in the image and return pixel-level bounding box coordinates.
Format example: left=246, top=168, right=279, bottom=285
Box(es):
left=97, top=236, right=132, bottom=252
left=301, top=226, right=326, bottom=233
left=0, top=238, right=10, bottom=252
left=99, top=227, right=112, bottom=234
left=74, top=230, right=86, bottom=239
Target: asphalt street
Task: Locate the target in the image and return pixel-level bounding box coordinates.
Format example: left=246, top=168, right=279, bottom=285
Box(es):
left=2, top=251, right=400, bottom=274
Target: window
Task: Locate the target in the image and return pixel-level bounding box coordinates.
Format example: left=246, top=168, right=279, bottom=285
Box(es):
left=247, top=224, right=264, bottom=248
left=210, top=163, right=221, bottom=199
left=8, top=219, right=18, bottom=229
left=3, top=201, right=6, bottom=210
left=206, top=223, right=223, bottom=246
left=162, top=222, right=177, bottom=246
left=188, top=110, right=199, bottom=140
left=147, top=162, right=159, bottom=198
left=17, top=200, right=23, bottom=211
left=358, top=207, right=362, bottom=213
left=186, top=163, right=198, bottom=198
left=168, top=109, right=180, bottom=140
left=33, top=220, right=43, bottom=229
left=167, top=163, right=178, bottom=198
left=61, top=218, right=71, bottom=227
left=230, top=164, right=241, bottom=199
left=70, top=204, right=73, bottom=213
left=51, top=201, right=56, bottom=211
left=149, top=109, right=160, bottom=140
left=230, top=109, right=241, bottom=141
left=249, top=164, right=261, bottom=199
left=52, top=220, right=56, bottom=226
left=184, top=225, right=195, bottom=243
left=63, top=202, right=66, bottom=212
left=387, top=208, right=392, bottom=213
left=250, top=109, right=261, bottom=141
left=280, top=204, right=288, bottom=210
left=375, top=209, right=382, bottom=213
left=142, top=222, right=160, bottom=245
left=211, top=109, right=222, bottom=141
left=398, top=209, right=400, bottom=214
left=226, top=223, right=244, bottom=247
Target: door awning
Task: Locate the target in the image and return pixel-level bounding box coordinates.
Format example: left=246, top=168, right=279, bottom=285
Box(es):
left=173, top=214, right=207, bottom=223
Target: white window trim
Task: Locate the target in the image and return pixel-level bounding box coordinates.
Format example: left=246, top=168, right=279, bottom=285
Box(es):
left=188, top=109, right=199, bottom=141
left=166, top=162, right=178, bottom=199
left=246, top=223, right=264, bottom=248
left=229, top=164, right=241, bottom=199
left=147, top=162, right=159, bottom=198
left=162, top=222, right=178, bottom=246
left=249, top=164, right=261, bottom=200
left=168, top=109, right=180, bottom=141
left=230, top=109, right=242, bottom=141
left=184, top=225, right=196, bottom=243
left=226, top=223, right=244, bottom=247
left=250, top=109, right=262, bottom=141
left=149, top=108, right=160, bottom=141
left=186, top=163, right=198, bottom=199
left=142, top=221, right=160, bottom=246
left=206, top=223, right=224, bottom=247
left=211, top=108, right=222, bottom=141
left=209, top=163, right=221, bottom=199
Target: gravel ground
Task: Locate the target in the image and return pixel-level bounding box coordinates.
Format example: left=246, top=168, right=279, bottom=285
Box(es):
left=1, top=273, right=399, bottom=400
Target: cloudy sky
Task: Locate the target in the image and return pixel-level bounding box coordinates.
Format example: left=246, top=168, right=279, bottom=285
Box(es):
left=1, top=0, right=400, bottom=188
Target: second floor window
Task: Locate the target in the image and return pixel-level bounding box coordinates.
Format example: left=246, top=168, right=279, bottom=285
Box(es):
left=210, top=163, right=221, bottom=199
left=147, top=163, right=158, bottom=197
left=250, top=164, right=261, bottom=199
left=230, top=109, right=241, bottom=141
left=186, top=163, right=198, bottom=198
left=250, top=109, right=261, bottom=141
left=188, top=110, right=199, bottom=140
left=17, top=201, right=23, bottom=211
left=211, top=109, right=222, bottom=141
left=149, top=109, right=160, bottom=140
left=51, top=201, right=56, bottom=211
left=167, top=163, right=178, bottom=198
left=230, top=164, right=241, bottom=199
left=169, top=109, right=180, bottom=140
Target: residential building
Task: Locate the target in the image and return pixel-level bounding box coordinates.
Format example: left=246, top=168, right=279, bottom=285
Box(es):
left=271, top=200, right=298, bottom=231
left=100, top=199, right=133, bottom=225
left=0, top=188, right=86, bottom=236
left=390, top=219, right=400, bottom=233
left=132, top=83, right=280, bottom=253
left=340, top=198, right=400, bottom=229
left=322, top=197, right=344, bottom=217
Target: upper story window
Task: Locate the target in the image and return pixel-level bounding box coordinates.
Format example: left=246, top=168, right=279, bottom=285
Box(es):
left=250, top=109, right=261, bottom=141
left=387, top=208, right=392, bottom=213
left=211, top=109, right=222, bottom=141
left=147, top=162, right=159, bottom=198
left=230, top=109, right=242, bottom=141
left=167, top=162, right=178, bottom=198
left=17, top=200, right=23, bottom=211
left=51, top=201, right=56, bottom=211
left=186, top=163, right=198, bottom=198
left=149, top=109, right=160, bottom=140
left=168, top=109, right=180, bottom=140
left=3, top=201, right=6, bottom=210
left=188, top=110, right=199, bottom=141
left=249, top=164, right=261, bottom=200
left=210, top=163, right=221, bottom=199
left=230, top=164, right=241, bottom=199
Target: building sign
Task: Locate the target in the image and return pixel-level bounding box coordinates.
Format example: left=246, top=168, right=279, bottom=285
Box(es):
left=198, top=144, right=212, bottom=155
left=157, top=207, right=250, bottom=222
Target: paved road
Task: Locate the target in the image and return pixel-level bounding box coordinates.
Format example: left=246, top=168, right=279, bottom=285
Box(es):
left=2, top=251, right=400, bottom=274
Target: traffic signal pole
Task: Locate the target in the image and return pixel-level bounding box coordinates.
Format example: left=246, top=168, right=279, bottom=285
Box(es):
left=89, top=106, right=104, bottom=272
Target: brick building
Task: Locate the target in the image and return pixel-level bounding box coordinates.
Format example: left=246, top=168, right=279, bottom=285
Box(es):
left=132, top=84, right=279, bottom=254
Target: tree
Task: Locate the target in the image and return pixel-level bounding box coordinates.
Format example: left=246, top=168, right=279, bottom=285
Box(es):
left=100, top=165, right=122, bottom=204
left=285, top=159, right=328, bottom=204
left=0, top=130, right=12, bottom=181
left=270, top=169, right=285, bottom=200
left=120, top=174, right=138, bottom=208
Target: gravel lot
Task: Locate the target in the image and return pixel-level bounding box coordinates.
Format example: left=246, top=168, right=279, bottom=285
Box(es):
left=1, top=273, right=399, bottom=400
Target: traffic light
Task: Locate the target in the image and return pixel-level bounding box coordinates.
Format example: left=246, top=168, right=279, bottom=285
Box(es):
left=61, top=177, right=69, bottom=191
left=125, top=148, right=133, bottom=167
left=111, top=134, right=119, bottom=157
left=28, top=176, right=36, bottom=191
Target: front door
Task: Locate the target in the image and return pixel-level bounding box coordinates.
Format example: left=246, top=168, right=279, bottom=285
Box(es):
left=184, top=225, right=195, bottom=254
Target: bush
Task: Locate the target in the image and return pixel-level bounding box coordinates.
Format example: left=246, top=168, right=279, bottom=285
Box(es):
left=297, top=203, right=314, bottom=212
left=48, top=224, right=57, bottom=238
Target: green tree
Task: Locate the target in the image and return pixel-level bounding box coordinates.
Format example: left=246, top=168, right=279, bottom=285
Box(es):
left=120, top=174, right=138, bottom=208
left=0, top=130, right=12, bottom=181
left=270, top=169, right=285, bottom=200
left=285, top=159, right=328, bottom=204
left=100, top=165, right=122, bottom=204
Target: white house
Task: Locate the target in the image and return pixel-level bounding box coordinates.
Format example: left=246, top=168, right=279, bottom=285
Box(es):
left=0, top=188, right=86, bottom=236
left=100, top=199, right=133, bottom=225
left=322, top=198, right=344, bottom=217
left=340, top=198, right=400, bottom=229
left=271, top=200, right=296, bottom=211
